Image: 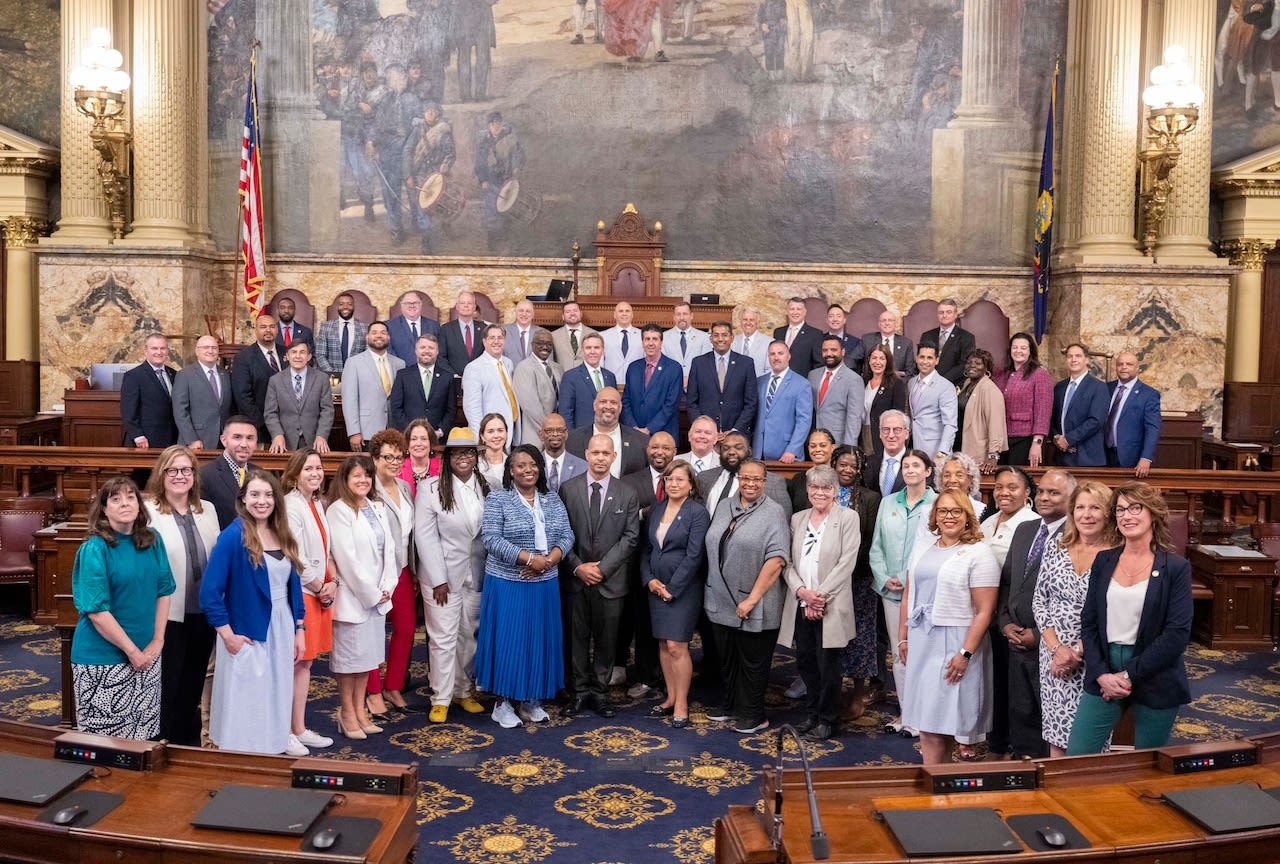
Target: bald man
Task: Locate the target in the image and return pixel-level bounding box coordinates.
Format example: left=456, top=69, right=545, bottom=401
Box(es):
left=1106, top=351, right=1161, bottom=477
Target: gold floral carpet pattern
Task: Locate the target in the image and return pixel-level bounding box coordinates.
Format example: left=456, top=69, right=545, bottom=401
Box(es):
left=0, top=614, right=1276, bottom=863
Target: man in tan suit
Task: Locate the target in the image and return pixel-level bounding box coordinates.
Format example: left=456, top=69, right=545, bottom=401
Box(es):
left=551, top=301, right=599, bottom=370
left=512, top=330, right=563, bottom=444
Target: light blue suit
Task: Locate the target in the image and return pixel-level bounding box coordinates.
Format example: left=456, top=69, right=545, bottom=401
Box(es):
left=906, top=371, right=957, bottom=458
left=753, top=369, right=812, bottom=461
left=462, top=352, right=520, bottom=446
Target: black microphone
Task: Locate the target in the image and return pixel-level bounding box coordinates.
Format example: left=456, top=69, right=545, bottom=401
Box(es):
left=774, top=724, right=830, bottom=860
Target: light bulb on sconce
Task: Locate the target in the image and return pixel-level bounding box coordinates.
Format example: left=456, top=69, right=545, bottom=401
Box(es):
left=71, top=27, right=132, bottom=239
left=1138, top=44, right=1202, bottom=258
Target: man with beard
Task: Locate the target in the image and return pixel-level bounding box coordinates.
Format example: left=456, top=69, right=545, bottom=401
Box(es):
left=341, top=320, right=404, bottom=450
left=316, top=292, right=370, bottom=375
left=404, top=101, right=456, bottom=254
left=539, top=413, right=587, bottom=494
left=566, top=386, right=648, bottom=477
left=695, top=431, right=791, bottom=518
left=512, top=329, right=563, bottom=444
left=272, top=297, right=314, bottom=356
left=809, top=335, right=865, bottom=448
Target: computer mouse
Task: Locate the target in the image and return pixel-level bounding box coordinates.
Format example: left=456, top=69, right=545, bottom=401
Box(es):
left=311, top=827, right=341, bottom=850
left=1036, top=826, right=1068, bottom=848
left=52, top=805, right=86, bottom=826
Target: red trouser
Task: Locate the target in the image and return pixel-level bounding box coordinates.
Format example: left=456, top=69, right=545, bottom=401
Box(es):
left=368, top=567, right=416, bottom=693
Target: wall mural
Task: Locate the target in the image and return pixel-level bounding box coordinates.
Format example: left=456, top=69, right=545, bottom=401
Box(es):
left=1212, top=0, right=1280, bottom=164
left=0, top=0, right=60, bottom=147
left=207, top=0, right=1067, bottom=264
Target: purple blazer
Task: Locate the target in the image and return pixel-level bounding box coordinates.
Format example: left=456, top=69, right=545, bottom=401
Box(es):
left=996, top=365, right=1053, bottom=438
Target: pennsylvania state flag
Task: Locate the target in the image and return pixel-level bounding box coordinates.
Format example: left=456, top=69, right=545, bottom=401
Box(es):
left=1032, top=62, right=1058, bottom=345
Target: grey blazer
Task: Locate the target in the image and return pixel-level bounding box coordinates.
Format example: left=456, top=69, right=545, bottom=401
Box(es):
left=376, top=476, right=415, bottom=572
left=341, top=349, right=404, bottom=441
left=263, top=367, right=334, bottom=448
left=551, top=325, right=599, bottom=370
left=906, top=372, right=958, bottom=458
left=172, top=363, right=232, bottom=449
left=808, top=365, right=866, bottom=449
left=511, top=355, right=563, bottom=444
left=502, top=323, right=549, bottom=366
left=557, top=473, right=641, bottom=600
left=415, top=474, right=487, bottom=592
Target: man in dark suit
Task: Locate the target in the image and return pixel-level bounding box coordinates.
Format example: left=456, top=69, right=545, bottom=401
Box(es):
left=822, top=304, right=860, bottom=370
left=263, top=342, right=335, bottom=453
left=435, top=290, right=486, bottom=373
left=559, top=434, right=641, bottom=717
left=772, top=296, right=821, bottom=375
left=272, top=297, right=315, bottom=356
left=120, top=333, right=178, bottom=449
left=231, top=313, right=285, bottom=444
left=1106, top=351, right=1162, bottom=477
left=173, top=335, right=233, bottom=450
left=696, top=432, right=792, bottom=518
left=622, top=324, right=683, bottom=440
left=918, top=298, right=975, bottom=386
left=386, top=290, right=442, bottom=368
left=199, top=416, right=260, bottom=528
left=1051, top=342, right=1109, bottom=467
left=994, top=468, right=1073, bottom=760
left=686, top=320, right=758, bottom=441
left=864, top=409, right=910, bottom=496
left=557, top=333, right=614, bottom=429
left=565, top=386, right=648, bottom=477
left=388, top=333, right=457, bottom=437
left=853, top=309, right=915, bottom=378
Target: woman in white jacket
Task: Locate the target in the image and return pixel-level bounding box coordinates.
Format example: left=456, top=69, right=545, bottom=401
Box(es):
left=327, top=454, right=399, bottom=739
left=144, top=445, right=221, bottom=747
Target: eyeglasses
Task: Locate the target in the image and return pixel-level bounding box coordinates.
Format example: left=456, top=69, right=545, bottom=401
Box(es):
left=881, top=426, right=907, bottom=435
left=379, top=454, right=404, bottom=463
left=737, top=475, right=766, bottom=485
left=164, top=467, right=194, bottom=477
left=935, top=507, right=965, bottom=518
left=1114, top=503, right=1145, bottom=516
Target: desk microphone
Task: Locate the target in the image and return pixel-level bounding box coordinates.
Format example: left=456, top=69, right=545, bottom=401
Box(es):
left=774, top=724, right=829, bottom=860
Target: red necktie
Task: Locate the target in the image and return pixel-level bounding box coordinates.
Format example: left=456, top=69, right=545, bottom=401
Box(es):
left=656, top=477, right=666, bottom=502
left=284, top=326, right=292, bottom=347
left=464, top=323, right=473, bottom=355
left=819, top=369, right=833, bottom=405
left=644, top=361, right=655, bottom=387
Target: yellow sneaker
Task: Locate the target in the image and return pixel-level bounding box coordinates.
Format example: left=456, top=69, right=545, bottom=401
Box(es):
left=429, top=705, right=449, bottom=723
left=454, top=697, right=484, bottom=714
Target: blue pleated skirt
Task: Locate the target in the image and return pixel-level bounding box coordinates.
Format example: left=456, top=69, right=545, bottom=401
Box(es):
left=474, top=574, right=563, bottom=702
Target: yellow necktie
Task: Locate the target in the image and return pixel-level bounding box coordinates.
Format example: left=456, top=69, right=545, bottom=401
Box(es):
left=378, top=355, right=391, bottom=396
left=237, top=467, right=246, bottom=488
left=497, top=359, right=520, bottom=422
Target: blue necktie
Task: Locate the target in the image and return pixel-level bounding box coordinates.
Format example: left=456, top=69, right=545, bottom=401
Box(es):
left=767, top=375, right=780, bottom=409
left=680, top=330, right=688, bottom=358
left=1026, top=523, right=1050, bottom=580
left=881, top=457, right=897, bottom=497
left=1063, top=379, right=1078, bottom=419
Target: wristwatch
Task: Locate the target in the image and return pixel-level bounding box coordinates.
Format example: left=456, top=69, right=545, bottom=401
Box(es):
left=960, top=649, right=973, bottom=660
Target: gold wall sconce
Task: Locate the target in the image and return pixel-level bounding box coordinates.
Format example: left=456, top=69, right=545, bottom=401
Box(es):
left=1138, top=45, right=1203, bottom=257
left=71, top=28, right=131, bottom=239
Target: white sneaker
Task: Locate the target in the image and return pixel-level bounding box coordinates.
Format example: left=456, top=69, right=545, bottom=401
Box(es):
left=519, top=701, right=549, bottom=723
left=296, top=729, right=333, bottom=748
left=627, top=682, right=657, bottom=699
left=492, top=700, right=523, bottom=729
left=285, top=734, right=309, bottom=757
left=785, top=677, right=807, bottom=699
left=609, top=666, right=627, bottom=686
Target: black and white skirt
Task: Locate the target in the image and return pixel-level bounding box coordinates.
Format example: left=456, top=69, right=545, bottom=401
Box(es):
left=72, top=661, right=162, bottom=740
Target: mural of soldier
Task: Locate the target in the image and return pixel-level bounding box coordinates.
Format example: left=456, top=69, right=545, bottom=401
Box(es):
left=452, top=0, right=498, bottom=101
left=367, top=64, right=423, bottom=245
left=342, top=62, right=385, bottom=221
left=571, top=0, right=605, bottom=44
left=404, top=101, right=457, bottom=254
left=475, top=111, right=525, bottom=250
left=758, top=0, right=787, bottom=79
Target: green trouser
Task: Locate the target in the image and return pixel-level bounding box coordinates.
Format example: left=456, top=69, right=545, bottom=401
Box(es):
left=1066, top=643, right=1178, bottom=755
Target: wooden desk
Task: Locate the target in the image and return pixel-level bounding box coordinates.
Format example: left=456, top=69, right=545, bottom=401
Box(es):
left=1188, top=545, right=1277, bottom=650
left=716, top=737, right=1280, bottom=863
left=0, top=719, right=417, bottom=864
left=532, top=296, right=734, bottom=331
left=1203, top=439, right=1269, bottom=471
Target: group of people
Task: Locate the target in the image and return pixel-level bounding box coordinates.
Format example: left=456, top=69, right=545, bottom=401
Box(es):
left=93, top=290, right=1186, bottom=755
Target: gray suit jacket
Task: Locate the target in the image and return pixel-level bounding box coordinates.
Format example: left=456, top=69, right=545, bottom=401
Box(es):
left=552, top=325, right=599, bottom=370
left=414, top=474, right=488, bottom=592
left=906, top=372, right=957, bottom=458
left=172, top=363, right=232, bottom=449
left=557, top=473, right=641, bottom=600
left=341, top=349, right=404, bottom=441
left=855, top=332, right=916, bottom=377
left=809, top=364, right=866, bottom=448
left=264, top=367, right=334, bottom=448
left=511, top=355, right=562, bottom=445
left=502, top=323, right=549, bottom=367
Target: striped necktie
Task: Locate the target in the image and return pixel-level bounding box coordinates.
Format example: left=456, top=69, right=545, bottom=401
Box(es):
left=767, top=375, right=781, bottom=409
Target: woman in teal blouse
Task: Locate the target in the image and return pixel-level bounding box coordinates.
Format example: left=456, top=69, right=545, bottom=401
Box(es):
left=71, top=476, right=176, bottom=739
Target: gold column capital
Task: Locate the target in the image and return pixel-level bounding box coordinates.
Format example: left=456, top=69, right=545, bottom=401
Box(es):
left=0, top=216, right=50, bottom=249
left=1222, top=238, right=1274, bottom=270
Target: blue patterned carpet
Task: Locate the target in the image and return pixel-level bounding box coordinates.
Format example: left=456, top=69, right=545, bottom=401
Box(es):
left=0, top=604, right=1277, bottom=864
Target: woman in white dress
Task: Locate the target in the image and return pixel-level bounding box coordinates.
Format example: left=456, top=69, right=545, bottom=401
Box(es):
left=476, top=413, right=509, bottom=489
left=201, top=470, right=306, bottom=755
left=328, top=454, right=399, bottom=739
left=980, top=466, right=1039, bottom=569
left=281, top=448, right=336, bottom=757
left=899, top=491, right=1000, bottom=764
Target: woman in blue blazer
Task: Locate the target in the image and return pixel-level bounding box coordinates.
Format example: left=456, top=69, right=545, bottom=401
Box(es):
left=641, top=461, right=710, bottom=728
left=1067, top=482, right=1192, bottom=754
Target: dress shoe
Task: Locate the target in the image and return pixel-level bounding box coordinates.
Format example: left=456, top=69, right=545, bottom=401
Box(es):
left=648, top=704, right=674, bottom=718
left=454, top=697, right=485, bottom=714
left=806, top=722, right=835, bottom=741
left=361, top=722, right=384, bottom=735
left=670, top=716, right=689, bottom=729
left=335, top=712, right=366, bottom=740
left=595, top=701, right=617, bottom=718
left=428, top=705, right=449, bottom=723
left=365, top=695, right=391, bottom=724
left=795, top=716, right=818, bottom=734
left=566, top=696, right=591, bottom=717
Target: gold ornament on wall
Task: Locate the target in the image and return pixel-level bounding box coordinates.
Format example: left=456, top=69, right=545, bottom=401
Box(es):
left=70, top=28, right=132, bottom=239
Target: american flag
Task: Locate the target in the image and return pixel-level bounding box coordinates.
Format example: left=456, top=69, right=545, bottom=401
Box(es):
left=238, top=51, right=265, bottom=319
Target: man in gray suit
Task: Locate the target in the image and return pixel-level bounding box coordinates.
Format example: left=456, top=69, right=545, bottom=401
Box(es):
left=696, top=432, right=792, bottom=518
left=809, top=335, right=865, bottom=448
left=905, top=343, right=957, bottom=461
left=539, top=413, right=587, bottom=494
left=173, top=335, right=232, bottom=450
left=852, top=309, right=915, bottom=377
left=341, top=321, right=404, bottom=450
left=559, top=434, right=641, bottom=717
left=512, top=329, right=562, bottom=444
left=264, top=342, right=334, bottom=453
left=502, top=299, right=549, bottom=367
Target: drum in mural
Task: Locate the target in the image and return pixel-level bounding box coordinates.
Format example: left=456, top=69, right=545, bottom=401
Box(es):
left=495, top=179, right=542, bottom=225
left=418, top=172, right=466, bottom=222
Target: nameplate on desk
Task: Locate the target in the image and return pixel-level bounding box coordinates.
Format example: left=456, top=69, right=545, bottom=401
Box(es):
left=54, top=730, right=165, bottom=772
left=1158, top=741, right=1260, bottom=775
left=923, top=762, right=1039, bottom=794
left=291, top=757, right=416, bottom=796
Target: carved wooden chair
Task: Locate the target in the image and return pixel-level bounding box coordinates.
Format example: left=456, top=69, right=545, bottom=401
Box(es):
left=0, top=508, right=50, bottom=614
left=323, top=290, right=379, bottom=324
left=264, top=289, right=316, bottom=331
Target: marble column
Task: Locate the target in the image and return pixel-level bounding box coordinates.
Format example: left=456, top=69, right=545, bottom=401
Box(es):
left=951, top=0, right=1022, bottom=126
left=44, top=0, right=116, bottom=246
left=2, top=217, right=50, bottom=360
left=1056, top=0, right=1145, bottom=264
left=1152, top=0, right=1217, bottom=262
left=1222, top=238, right=1272, bottom=382
left=118, top=0, right=197, bottom=246
left=190, top=3, right=212, bottom=245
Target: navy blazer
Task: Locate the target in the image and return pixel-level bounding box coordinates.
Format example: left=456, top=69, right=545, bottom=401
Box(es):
left=119, top=362, right=178, bottom=447
left=557, top=364, right=616, bottom=430
left=200, top=518, right=305, bottom=643
left=388, top=362, right=458, bottom=433
left=865, top=377, right=908, bottom=454
left=622, top=355, right=683, bottom=440
left=199, top=457, right=259, bottom=529
left=1080, top=547, right=1192, bottom=709
left=386, top=315, right=442, bottom=368
left=1052, top=374, right=1110, bottom=467
left=231, top=343, right=285, bottom=441
left=1107, top=379, right=1162, bottom=467
left=640, top=499, right=710, bottom=602
left=685, top=350, right=758, bottom=439
left=274, top=320, right=315, bottom=356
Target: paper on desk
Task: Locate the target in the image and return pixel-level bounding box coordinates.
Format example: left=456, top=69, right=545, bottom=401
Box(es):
left=1198, top=544, right=1268, bottom=558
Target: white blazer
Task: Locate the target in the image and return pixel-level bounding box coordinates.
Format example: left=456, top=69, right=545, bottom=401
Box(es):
left=145, top=499, right=221, bottom=623
left=907, top=538, right=1000, bottom=627
left=284, top=490, right=330, bottom=596
left=328, top=498, right=400, bottom=623
left=375, top=476, right=414, bottom=572
left=414, top=475, right=488, bottom=592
